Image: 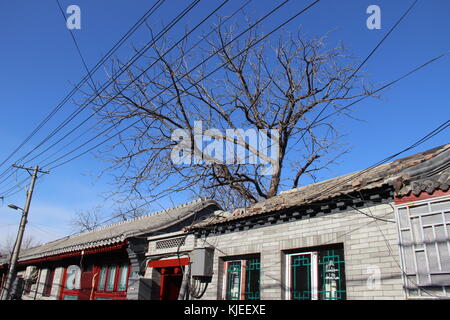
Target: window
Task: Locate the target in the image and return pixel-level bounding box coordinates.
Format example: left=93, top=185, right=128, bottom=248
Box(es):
left=118, top=265, right=129, bottom=291
left=23, top=266, right=38, bottom=296
left=59, top=265, right=82, bottom=300
left=97, top=267, right=107, bottom=291
left=96, top=263, right=129, bottom=294
left=42, top=268, right=55, bottom=297
left=396, top=196, right=450, bottom=298
left=23, top=280, right=32, bottom=295
left=65, top=265, right=81, bottom=290
left=106, top=265, right=117, bottom=291
left=285, top=245, right=346, bottom=300
left=223, top=255, right=260, bottom=300
left=58, top=262, right=130, bottom=300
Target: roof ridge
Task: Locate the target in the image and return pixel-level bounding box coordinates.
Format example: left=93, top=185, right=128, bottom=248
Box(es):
left=63, top=198, right=210, bottom=240
left=280, top=144, right=450, bottom=196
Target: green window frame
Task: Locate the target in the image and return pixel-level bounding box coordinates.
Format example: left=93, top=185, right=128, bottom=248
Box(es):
left=97, top=266, right=107, bottom=291
left=224, top=256, right=261, bottom=300
left=288, top=252, right=318, bottom=300
left=117, top=264, right=129, bottom=292
left=97, top=263, right=129, bottom=294
left=286, top=246, right=346, bottom=300
left=226, top=261, right=242, bottom=300
left=106, top=265, right=117, bottom=291
left=317, top=249, right=346, bottom=300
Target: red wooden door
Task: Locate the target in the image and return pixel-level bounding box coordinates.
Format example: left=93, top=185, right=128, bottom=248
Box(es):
left=78, top=270, right=94, bottom=300
left=160, top=267, right=183, bottom=300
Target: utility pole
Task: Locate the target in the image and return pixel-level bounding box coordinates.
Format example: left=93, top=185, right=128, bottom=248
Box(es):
left=0, top=165, right=49, bottom=300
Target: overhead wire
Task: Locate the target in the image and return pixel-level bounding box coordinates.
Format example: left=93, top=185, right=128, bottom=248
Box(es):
left=294, top=0, right=419, bottom=147
left=42, top=0, right=320, bottom=170
left=21, top=0, right=231, bottom=169
left=34, top=0, right=254, bottom=168
left=0, top=0, right=199, bottom=192
left=0, top=0, right=167, bottom=178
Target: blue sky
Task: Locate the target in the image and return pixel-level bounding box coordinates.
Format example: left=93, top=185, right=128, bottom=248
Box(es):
left=0, top=0, right=449, bottom=246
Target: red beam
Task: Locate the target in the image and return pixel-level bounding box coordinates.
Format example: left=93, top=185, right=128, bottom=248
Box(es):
left=395, top=189, right=449, bottom=204
left=149, top=257, right=190, bottom=268
left=18, top=241, right=128, bottom=266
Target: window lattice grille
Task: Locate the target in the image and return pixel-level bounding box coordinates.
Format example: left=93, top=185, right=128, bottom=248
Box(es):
left=397, top=197, right=450, bottom=298
left=155, top=237, right=186, bottom=250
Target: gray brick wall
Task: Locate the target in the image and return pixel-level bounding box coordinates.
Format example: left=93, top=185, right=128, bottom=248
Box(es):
left=196, top=203, right=405, bottom=300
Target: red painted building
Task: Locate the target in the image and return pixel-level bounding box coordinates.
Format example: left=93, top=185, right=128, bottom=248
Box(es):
left=0, top=198, right=220, bottom=300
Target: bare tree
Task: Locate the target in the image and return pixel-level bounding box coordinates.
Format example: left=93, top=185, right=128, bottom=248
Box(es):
left=111, top=203, right=146, bottom=221
left=70, top=207, right=104, bottom=232
left=70, top=203, right=145, bottom=233
left=85, top=21, right=372, bottom=211
left=0, top=234, right=41, bottom=258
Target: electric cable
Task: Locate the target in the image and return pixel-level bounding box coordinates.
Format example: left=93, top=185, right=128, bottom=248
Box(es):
left=0, top=0, right=167, bottom=175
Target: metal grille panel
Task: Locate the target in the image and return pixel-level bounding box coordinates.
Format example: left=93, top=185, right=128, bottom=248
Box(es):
left=155, top=237, right=186, bottom=250
left=396, top=196, right=450, bottom=298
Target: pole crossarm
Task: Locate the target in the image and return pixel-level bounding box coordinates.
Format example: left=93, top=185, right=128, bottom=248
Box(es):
left=12, top=164, right=50, bottom=176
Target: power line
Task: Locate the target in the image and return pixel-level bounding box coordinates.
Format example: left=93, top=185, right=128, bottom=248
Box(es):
left=296, top=0, right=419, bottom=146
left=0, top=0, right=314, bottom=193
left=196, top=118, right=449, bottom=234
left=55, top=0, right=98, bottom=94
left=0, top=0, right=291, bottom=183
left=35, top=0, right=254, bottom=168
left=1, top=2, right=202, bottom=194
left=316, top=51, right=450, bottom=124
left=50, top=15, right=448, bottom=177
left=0, top=0, right=167, bottom=181
left=17, top=0, right=228, bottom=170
left=29, top=0, right=418, bottom=175
left=41, top=0, right=319, bottom=170
left=302, top=120, right=449, bottom=203
left=14, top=0, right=200, bottom=167
left=0, top=0, right=198, bottom=191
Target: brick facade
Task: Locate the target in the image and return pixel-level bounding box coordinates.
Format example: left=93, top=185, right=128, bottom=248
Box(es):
left=194, top=203, right=405, bottom=300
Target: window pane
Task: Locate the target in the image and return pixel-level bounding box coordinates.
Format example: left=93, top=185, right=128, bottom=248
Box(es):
left=410, top=204, right=429, bottom=216
left=435, top=225, right=450, bottom=271
left=97, top=267, right=107, bottom=291
left=398, top=208, right=409, bottom=229
left=291, top=254, right=312, bottom=300
left=416, top=250, right=429, bottom=285
left=118, top=265, right=129, bottom=291
left=411, top=217, right=424, bottom=248
left=106, top=265, right=117, bottom=291
left=43, top=269, right=55, bottom=296
left=65, top=266, right=81, bottom=290
left=318, top=249, right=346, bottom=300
left=245, top=258, right=260, bottom=300
left=226, top=262, right=241, bottom=300
left=422, top=213, right=443, bottom=226
left=430, top=200, right=450, bottom=212
left=424, top=226, right=440, bottom=272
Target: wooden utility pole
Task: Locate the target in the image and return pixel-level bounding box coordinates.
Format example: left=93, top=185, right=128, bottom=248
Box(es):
left=0, top=165, right=49, bottom=300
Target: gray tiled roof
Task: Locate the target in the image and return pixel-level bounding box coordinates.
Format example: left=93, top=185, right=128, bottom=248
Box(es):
left=192, top=144, right=450, bottom=228
left=12, top=198, right=219, bottom=262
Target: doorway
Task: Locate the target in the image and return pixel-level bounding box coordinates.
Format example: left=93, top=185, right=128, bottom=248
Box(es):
left=159, top=267, right=183, bottom=300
